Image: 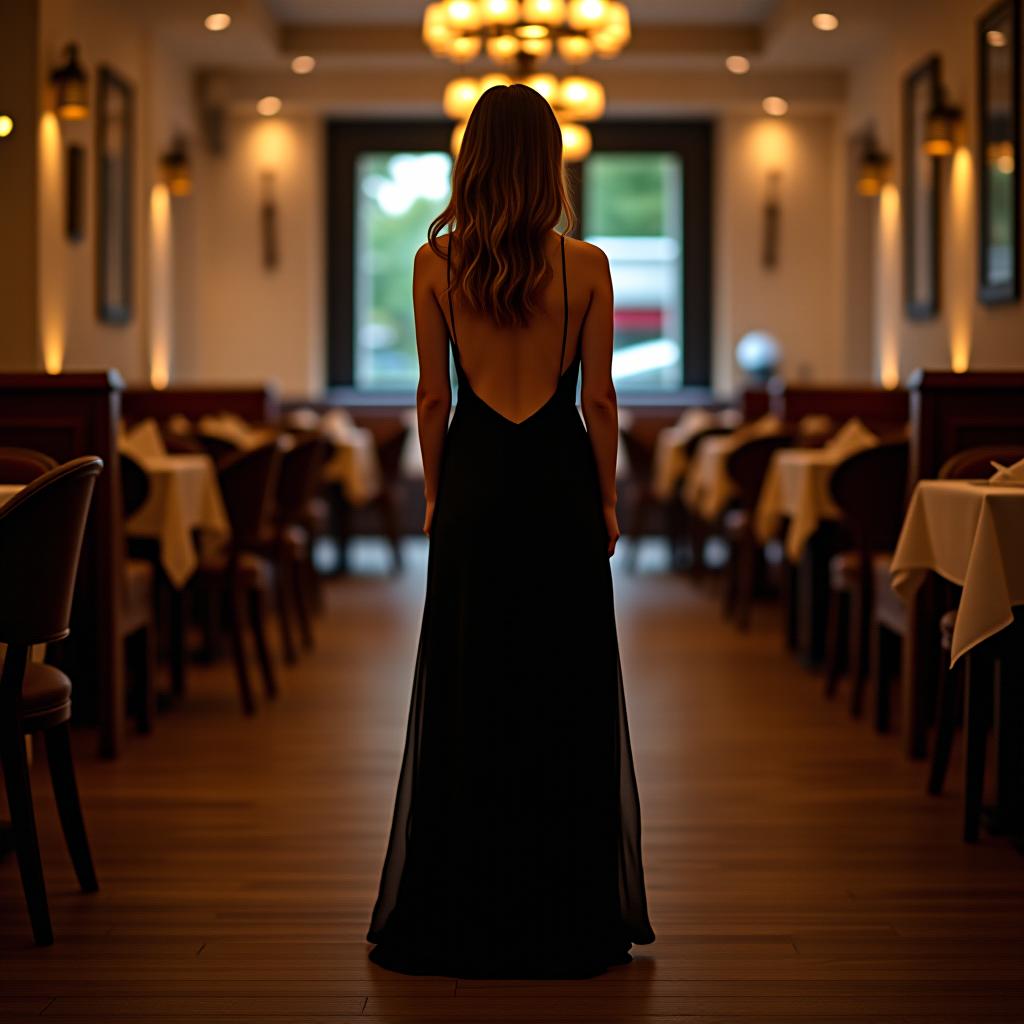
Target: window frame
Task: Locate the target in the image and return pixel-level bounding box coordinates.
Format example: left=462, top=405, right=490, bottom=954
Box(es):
left=326, top=118, right=713, bottom=396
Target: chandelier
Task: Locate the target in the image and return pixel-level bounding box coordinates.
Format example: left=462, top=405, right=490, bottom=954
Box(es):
left=422, top=0, right=631, bottom=162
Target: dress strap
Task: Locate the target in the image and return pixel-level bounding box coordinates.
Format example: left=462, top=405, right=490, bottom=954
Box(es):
left=557, top=233, right=568, bottom=383
left=445, top=239, right=464, bottom=376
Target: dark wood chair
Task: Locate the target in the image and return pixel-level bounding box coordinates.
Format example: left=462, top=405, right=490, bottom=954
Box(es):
left=682, top=425, right=733, bottom=578
left=823, top=441, right=909, bottom=714
left=0, top=456, right=103, bottom=945
left=722, top=434, right=792, bottom=630
left=198, top=441, right=282, bottom=714
left=0, top=448, right=58, bottom=482
left=257, top=434, right=330, bottom=663
left=119, top=454, right=159, bottom=733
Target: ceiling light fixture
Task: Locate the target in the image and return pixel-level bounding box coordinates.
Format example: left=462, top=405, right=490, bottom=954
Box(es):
left=204, top=12, right=232, bottom=32
left=811, top=12, right=839, bottom=31
left=762, top=95, right=789, bottom=117
left=725, top=54, right=750, bottom=75
left=291, top=54, right=316, bottom=74
left=256, top=95, right=282, bottom=117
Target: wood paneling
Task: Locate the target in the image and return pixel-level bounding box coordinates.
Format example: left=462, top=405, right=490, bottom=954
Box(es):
left=122, top=386, right=279, bottom=426
left=0, top=371, right=125, bottom=758
left=770, top=384, right=909, bottom=435
left=2, top=550, right=1023, bottom=1018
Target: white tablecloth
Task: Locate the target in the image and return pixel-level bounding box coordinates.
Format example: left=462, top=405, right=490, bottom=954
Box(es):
left=124, top=453, right=230, bottom=588
left=0, top=484, right=24, bottom=509
left=891, top=479, right=1024, bottom=665
left=755, top=449, right=843, bottom=561
left=651, top=408, right=741, bottom=502
left=323, top=435, right=381, bottom=506
left=683, top=434, right=738, bottom=521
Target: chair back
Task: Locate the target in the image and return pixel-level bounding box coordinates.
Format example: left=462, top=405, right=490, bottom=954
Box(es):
left=195, top=433, right=239, bottom=466
left=829, top=440, right=909, bottom=554
left=218, top=442, right=281, bottom=550
left=276, top=435, right=329, bottom=525
left=683, top=425, right=731, bottom=460
left=0, top=456, right=103, bottom=645
left=939, top=445, right=1024, bottom=480
left=119, top=453, right=150, bottom=520
left=376, top=425, right=410, bottom=486
left=726, top=434, right=792, bottom=510
left=0, top=447, right=58, bottom=484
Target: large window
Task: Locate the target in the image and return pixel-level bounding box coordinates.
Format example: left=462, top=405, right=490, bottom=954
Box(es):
left=328, top=120, right=711, bottom=394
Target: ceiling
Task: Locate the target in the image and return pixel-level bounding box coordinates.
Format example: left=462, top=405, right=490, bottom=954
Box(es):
left=264, top=0, right=779, bottom=27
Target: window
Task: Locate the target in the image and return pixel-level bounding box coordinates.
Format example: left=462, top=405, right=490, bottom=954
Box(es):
left=328, top=120, right=711, bottom=394
left=354, top=152, right=452, bottom=389
left=583, top=153, right=684, bottom=391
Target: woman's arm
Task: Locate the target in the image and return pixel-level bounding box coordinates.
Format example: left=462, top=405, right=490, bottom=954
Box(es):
left=579, top=246, right=620, bottom=556
left=413, top=243, right=452, bottom=533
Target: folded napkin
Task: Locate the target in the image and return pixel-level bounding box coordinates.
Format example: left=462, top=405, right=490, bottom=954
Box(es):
left=120, top=418, right=167, bottom=462
left=321, top=408, right=359, bottom=445
left=734, top=412, right=784, bottom=443
left=826, top=417, right=878, bottom=458
left=197, top=412, right=264, bottom=450
left=990, top=456, right=1024, bottom=483
left=284, top=407, right=323, bottom=432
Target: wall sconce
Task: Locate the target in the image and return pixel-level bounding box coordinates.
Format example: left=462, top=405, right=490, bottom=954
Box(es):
left=50, top=44, right=89, bottom=121
left=161, top=138, right=193, bottom=197
left=856, top=134, right=890, bottom=197
left=0, top=114, right=13, bottom=138
left=923, top=87, right=962, bottom=157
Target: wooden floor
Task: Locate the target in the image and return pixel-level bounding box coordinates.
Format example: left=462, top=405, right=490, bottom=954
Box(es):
left=3, top=540, right=1024, bottom=1022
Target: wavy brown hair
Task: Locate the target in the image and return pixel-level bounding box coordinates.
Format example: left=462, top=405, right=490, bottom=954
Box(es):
left=428, top=84, right=576, bottom=329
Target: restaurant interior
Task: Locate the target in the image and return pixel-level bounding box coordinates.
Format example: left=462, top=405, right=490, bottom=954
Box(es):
left=2, top=0, right=1024, bottom=1017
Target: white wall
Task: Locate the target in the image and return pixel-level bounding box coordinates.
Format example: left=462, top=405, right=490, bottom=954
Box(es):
left=714, top=112, right=844, bottom=394
left=174, top=114, right=325, bottom=396
left=845, top=0, right=1024, bottom=379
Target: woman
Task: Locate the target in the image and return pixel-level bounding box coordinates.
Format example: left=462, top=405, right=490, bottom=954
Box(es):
left=367, top=84, right=654, bottom=979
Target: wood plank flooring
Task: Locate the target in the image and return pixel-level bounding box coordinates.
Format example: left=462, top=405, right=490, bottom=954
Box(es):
left=2, top=540, right=1024, bottom=1021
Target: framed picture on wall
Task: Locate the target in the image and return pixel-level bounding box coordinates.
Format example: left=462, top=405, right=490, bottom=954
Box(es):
left=978, top=0, right=1020, bottom=304
left=96, top=66, right=134, bottom=324
left=902, top=56, right=942, bottom=319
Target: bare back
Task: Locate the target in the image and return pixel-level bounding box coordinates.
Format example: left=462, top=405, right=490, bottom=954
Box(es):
left=417, top=233, right=613, bottom=426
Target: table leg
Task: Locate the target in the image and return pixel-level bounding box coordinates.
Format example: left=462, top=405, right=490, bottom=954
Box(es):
left=992, top=616, right=1024, bottom=838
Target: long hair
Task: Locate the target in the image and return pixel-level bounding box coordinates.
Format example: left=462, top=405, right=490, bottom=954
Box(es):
left=428, top=84, right=576, bottom=329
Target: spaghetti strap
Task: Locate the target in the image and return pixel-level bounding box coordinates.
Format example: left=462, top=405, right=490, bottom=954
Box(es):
left=445, top=240, right=464, bottom=375
left=557, top=233, right=568, bottom=384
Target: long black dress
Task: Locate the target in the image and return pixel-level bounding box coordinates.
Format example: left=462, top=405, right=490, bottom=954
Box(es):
left=367, top=236, right=655, bottom=978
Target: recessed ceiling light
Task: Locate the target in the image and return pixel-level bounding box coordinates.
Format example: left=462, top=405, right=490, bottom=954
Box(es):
left=987, top=28, right=1007, bottom=47
left=257, top=95, right=282, bottom=117
left=291, top=54, right=316, bottom=74
left=204, top=12, right=232, bottom=32
left=0, top=114, right=13, bottom=138
left=762, top=95, right=789, bottom=117
left=811, top=12, right=839, bottom=31
left=725, top=54, right=751, bottom=75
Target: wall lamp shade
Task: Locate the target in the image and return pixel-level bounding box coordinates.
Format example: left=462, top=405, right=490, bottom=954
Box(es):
left=161, top=139, right=192, bottom=197
left=51, top=44, right=89, bottom=121
left=856, top=147, right=890, bottom=197
left=923, top=98, right=962, bottom=157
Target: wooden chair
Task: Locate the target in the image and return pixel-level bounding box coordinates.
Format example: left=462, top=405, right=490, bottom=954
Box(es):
left=823, top=441, right=909, bottom=712
left=0, top=447, right=58, bottom=483
left=198, top=442, right=282, bottom=714
left=722, top=434, right=792, bottom=630
left=119, top=454, right=159, bottom=733
left=682, top=425, right=733, bottom=578
left=0, top=456, right=103, bottom=945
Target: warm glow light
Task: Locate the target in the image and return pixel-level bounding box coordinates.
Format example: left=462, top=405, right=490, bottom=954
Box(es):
left=422, top=2, right=453, bottom=52
left=516, top=23, right=551, bottom=38
left=257, top=95, right=282, bottom=117
left=725, top=54, right=750, bottom=75
left=486, top=34, right=520, bottom=60
left=520, top=35, right=552, bottom=57
left=448, top=34, right=483, bottom=60
left=291, top=55, right=316, bottom=74
left=480, top=72, right=512, bottom=92
left=444, top=0, right=481, bottom=30
left=568, top=0, right=609, bottom=31
left=443, top=77, right=481, bottom=119
left=560, top=121, right=592, bottom=162
left=878, top=183, right=901, bottom=390
left=524, top=0, right=566, bottom=24
left=557, top=34, right=594, bottom=62
left=482, top=0, right=518, bottom=24
left=987, top=140, right=1015, bottom=174
left=559, top=76, right=605, bottom=119
left=149, top=184, right=172, bottom=391
left=987, top=28, right=1007, bottom=47
left=811, top=12, right=839, bottom=31
left=0, top=115, right=12, bottom=138
left=949, top=146, right=974, bottom=374
left=762, top=96, right=789, bottom=117
left=204, top=12, right=231, bottom=31
left=524, top=73, right=559, bottom=103
left=451, top=120, right=467, bottom=155
left=39, top=111, right=65, bottom=375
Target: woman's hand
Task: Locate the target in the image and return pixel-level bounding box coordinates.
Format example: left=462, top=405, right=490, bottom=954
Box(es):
left=603, top=503, right=620, bottom=558
left=423, top=498, right=436, bottom=537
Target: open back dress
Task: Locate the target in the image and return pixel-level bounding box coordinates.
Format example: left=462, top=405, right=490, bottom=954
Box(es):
left=367, top=234, right=655, bottom=979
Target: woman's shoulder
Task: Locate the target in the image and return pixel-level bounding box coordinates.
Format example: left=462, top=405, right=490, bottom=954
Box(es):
left=562, top=234, right=611, bottom=280
left=414, top=238, right=448, bottom=279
